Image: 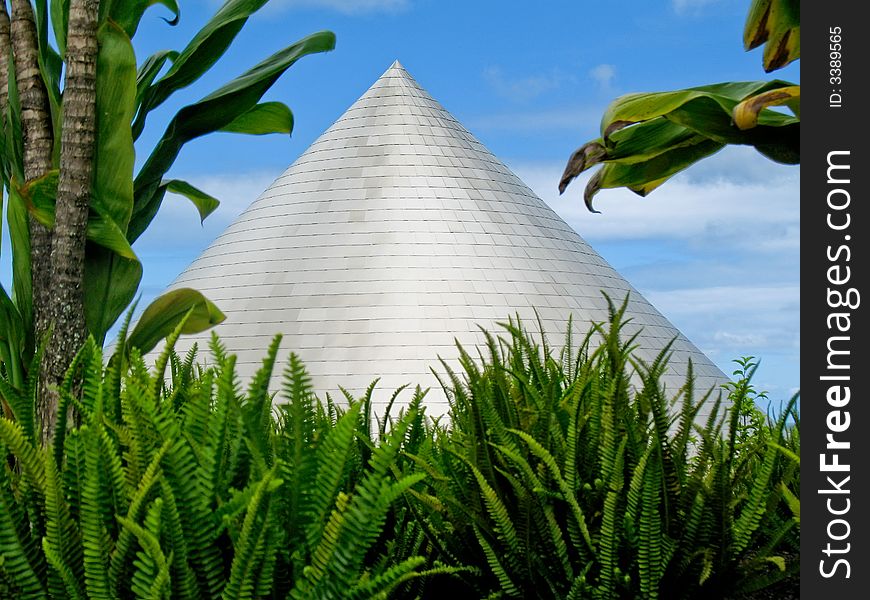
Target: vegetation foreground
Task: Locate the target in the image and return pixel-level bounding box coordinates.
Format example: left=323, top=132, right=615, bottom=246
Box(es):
left=1, top=302, right=800, bottom=599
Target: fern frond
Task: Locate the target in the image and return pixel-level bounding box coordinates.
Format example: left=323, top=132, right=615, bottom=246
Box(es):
left=222, top=468, right=282, bottom=600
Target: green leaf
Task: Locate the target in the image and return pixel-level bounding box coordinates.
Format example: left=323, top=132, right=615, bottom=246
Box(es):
left=136, top=49, right=179, bottom=110
left=0, top=285, right=25, bottom=387
left=110, top=0, right=180, bottom=38
left=93, top=21, right=137, bottom=229
left=83, top=249, right=143, bottom=346
left=130, top=29, right=335, bottom=242
left=584, top=138, right=725, bottom=210
left=67, top=22, right=138, bottom=347
left=49, top=0, right=70, bottom=57
left=33, top=0, right=63, bottom=140
left=85, top=207, right=138, bottom=260
left=744, top=0, right=800, bottom=71
left=733, top=85, right=800, bottom=129
left=600, top=80, right=797, bottom=140
left=132, top=0, right=271, bottom=139
left=17, top=172, right=137, bottom=260
left=563, top=80, right=800, bottom=207
left=6, top=184, right=32, bottom=340
left=127, top=288, right=226, bottom=355
left=219, top=101, right=294, bottom=135
left=162, top=179, right=220, bottom=223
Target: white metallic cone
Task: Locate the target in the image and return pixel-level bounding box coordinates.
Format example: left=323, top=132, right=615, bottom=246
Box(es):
left=160, top=61, right=727, bottom=417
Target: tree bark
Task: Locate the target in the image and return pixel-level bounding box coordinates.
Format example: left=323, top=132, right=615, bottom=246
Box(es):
left=9, top=1, right=54, bottom=343
left=42, top=0, right=100, bottom=444
left=9, top=0, right=56, bottom=444
left=0, top=5, right=11, bottom=128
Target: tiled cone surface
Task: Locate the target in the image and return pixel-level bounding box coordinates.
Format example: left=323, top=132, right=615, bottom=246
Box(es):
left=158, top=61, right=728, bottom=418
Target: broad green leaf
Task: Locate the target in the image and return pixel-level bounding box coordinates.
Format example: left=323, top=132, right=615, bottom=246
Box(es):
left=126, top=288, right=226, bottom=355
left=594, top=138, right=724, bottom=190
left=85, top=208, right=138, bottom=260
left=733, top=85, right=800, bottom=129
left=136, top=49, right=179, bottom=109
left=110, top=0, right=180, bottom=38
left=49, top=0, right=69, bottom=57
left=132, top=0, right=271, bottom=139
left=3, top=60, right=25, bottom=184
left=560, top=122, right=710, bottom=194
left=94, top=21, right=137, bottom=229
left=130, top=30, right=335, bottom=242
left=83, top=249, right=142, bottom=346
left=0, top=284, right=25, bottom=386
left=743, top=0, right=772, bottom=51
left=605, top=119, right=701, bottom=163
left=6, top=184, right=33, bottom=337
left=744, top=0, right=799, bottom=72
left=163, top=179, right=220, bottom=223
left=33, top=0, right=63, bottom=150
left=664, top=96, right=797, bottom=146
left=601, top=80, right=796, bottom=140
left=584, top=138, right=724, bottom=211
left=17, top=172, right=137, bottom=260
left=219, top=101, right=294, bottom=135
left=76, top=21, right=140, bottom=346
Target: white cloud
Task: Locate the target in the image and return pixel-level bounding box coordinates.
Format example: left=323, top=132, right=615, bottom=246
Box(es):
left=589, top=63, right=616, bottom=91
left=483, top=66, right=574, bottom=102
left=268, top=0, right=409, bottom=14
left=646, top=285, right=799, bottom=318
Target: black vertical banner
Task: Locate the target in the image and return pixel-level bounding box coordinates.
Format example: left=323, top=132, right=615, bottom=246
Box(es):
left=802, top=0, right=869, bottom=597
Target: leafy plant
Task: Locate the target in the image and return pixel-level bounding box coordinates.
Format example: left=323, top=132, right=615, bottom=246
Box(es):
left=1, top=302, right=800, bottom=598
left=0, top=0, right=335, bottom=442
left=410, top=297, right=800, bottom=599
left=559, top=0, right=799, bottom=211
left=0, top=320, right=449, bottom=598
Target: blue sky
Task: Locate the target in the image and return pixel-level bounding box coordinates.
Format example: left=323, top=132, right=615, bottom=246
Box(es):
left=9, top=0, right=802, bottom=402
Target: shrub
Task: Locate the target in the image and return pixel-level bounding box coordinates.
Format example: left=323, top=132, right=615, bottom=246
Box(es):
left=409, top=297, right=800, bottom=599
left=1, top=300, right=799, bottom=598
left=0, top=320, right=450, bottom=598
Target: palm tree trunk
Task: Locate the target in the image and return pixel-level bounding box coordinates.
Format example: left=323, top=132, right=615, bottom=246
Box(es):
left=9, top=0, right=56, bottom=444
left=0, top=5, right=11, bottom=128
left=41, top=0, right=100, bottom=443
left=9, top=0, right=54, bottom=341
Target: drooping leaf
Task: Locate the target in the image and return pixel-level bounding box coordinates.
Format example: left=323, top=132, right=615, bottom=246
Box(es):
left=83, top=248, right=143, bottom=346
left=33, top=0, right=62, bottom=139
left=135, top=49, right=179, bottom=110
left=49, top=0, right=70, bottom=58
left=744, top=0, right=800, bottom=72
left=600, top=80, right=797, bottom=141
left=584, top=138, right=725, bottom=210
left=93, top=20, right=137, bottom=229
left=162, top=179, right=220, bottom=223
left=0, top=285, right=26, bottom=387
left=219, top=101, right=294, bottom=135
left=129, top=30, right=335, bottom=242
left=5, top=184, right=32, bottom=341
left=110, top=0, right=180, bottom=38
left=16, top=172, right=137, bottom=260
left=733, top=85, right=800, bottom=129
left=132, top=0, right=272, bottom=139
left=563, top=80, right=799, bottom=208
left=126, top=288, right=226, bottom=355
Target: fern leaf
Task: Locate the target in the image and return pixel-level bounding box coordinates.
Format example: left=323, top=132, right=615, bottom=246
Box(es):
left=222, top=469, right=282, bottom=600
